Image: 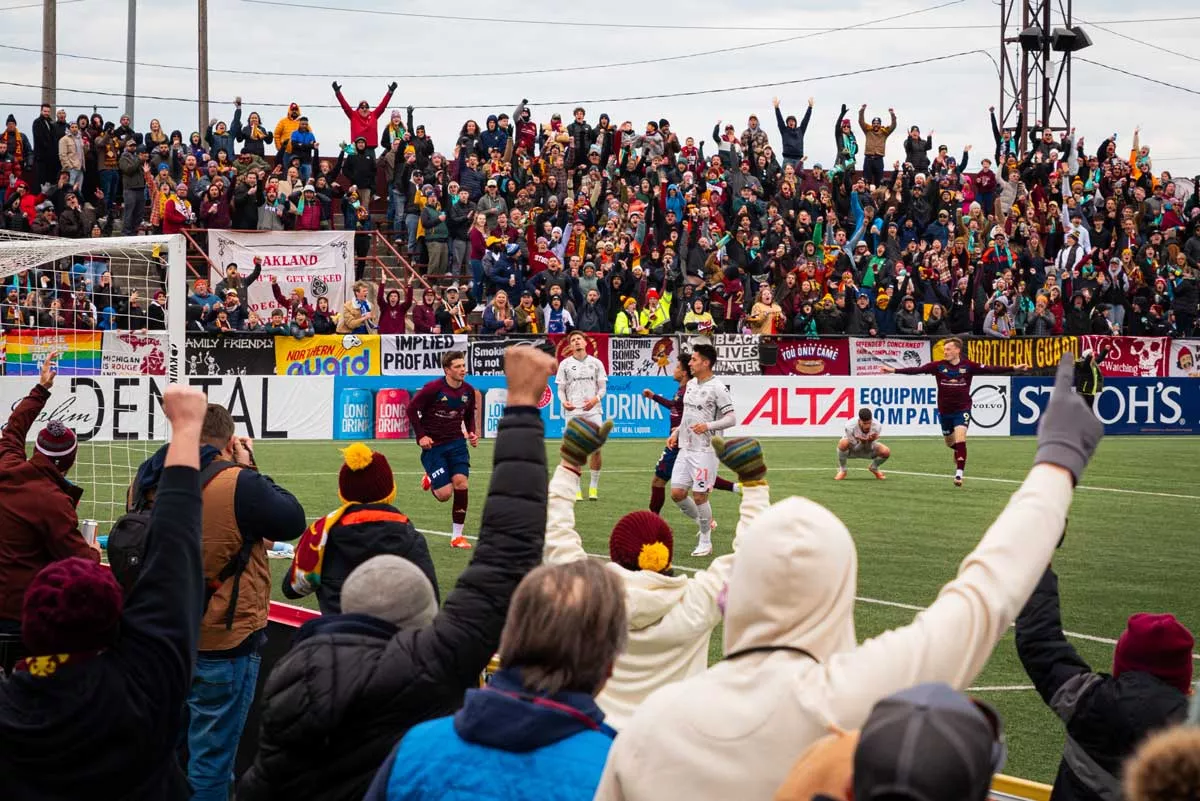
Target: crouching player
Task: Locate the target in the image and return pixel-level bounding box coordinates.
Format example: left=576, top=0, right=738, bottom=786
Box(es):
left=835, top=408, right=890, bottom=481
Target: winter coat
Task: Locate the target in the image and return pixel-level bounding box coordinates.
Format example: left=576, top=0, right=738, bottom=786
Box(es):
left=544, top=465, right=769, bottom=730
left=596, top=467, right=1077, bottom=801
left=478, top=116, right=508, bottom=155
left=774, top=106, right=811, bottom=160
left=364, top=668, right=614, bottom=801
left=1016, top=568, right=1189, bottom=801
left=0, top=385, right=96, bottom=623
left=237, top=408, right=547, bottom=801
left=335, top=89, right=393, bottom=149
left=232, top=108, right=273, bottom=157
left=904, top=134, right=934, bottom=172
left=0, top=466, right=202, bottom=801
left=274, top=110, right=303, bottom=155
left=376, top=284, right=413, bottom=335
left=858, top=109, right=897, bottom=158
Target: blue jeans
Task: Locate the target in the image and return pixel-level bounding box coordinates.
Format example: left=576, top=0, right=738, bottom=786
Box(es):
left=387, top=187, right=401, bottom=229
left=99, top=169, right=119, bottom=210
left=187, top=652, right=262, bottom=801
left=299, top=163, right=312, bottom=183
left=405, top=212, right=420, bottom=252
left=470, top=258, right=484, bottom=302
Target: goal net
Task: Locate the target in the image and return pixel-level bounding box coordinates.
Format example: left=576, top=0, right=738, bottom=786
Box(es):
left=0, top=232, right=187, bottom=532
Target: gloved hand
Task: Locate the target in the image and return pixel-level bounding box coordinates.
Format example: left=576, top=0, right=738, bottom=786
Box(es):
left=388, top=81, right=398, bottom=93
left=560, top=418, right=612, bottom=470
left=331, top=81, right=342, bottom=93
left=713, top=436, right=766, bottom=485
left=1034, top=353, right=1103, bottom=485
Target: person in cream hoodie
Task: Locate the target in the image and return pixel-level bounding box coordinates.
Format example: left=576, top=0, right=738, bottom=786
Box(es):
left=545, top=417, right=769, bottom=731
left=596, top=353, right=1104, bottom=801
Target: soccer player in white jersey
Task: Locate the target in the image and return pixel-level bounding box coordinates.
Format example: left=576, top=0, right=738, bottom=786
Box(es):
left=835, top=407, right=891, bottom=481
left=667, top=343, right=736, bottom=557
left=556, top=330, right=607, bottom=500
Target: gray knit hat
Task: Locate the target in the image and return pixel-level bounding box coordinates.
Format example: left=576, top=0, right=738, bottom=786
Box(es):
left=341, top=555, right=437, bottom=629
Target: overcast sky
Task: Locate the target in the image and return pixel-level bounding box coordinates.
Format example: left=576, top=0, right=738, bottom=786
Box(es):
left=1, top=0, right=1197, bottom=180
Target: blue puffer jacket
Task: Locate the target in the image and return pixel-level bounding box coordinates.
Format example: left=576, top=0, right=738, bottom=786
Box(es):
left=364, top=668, right=615, bottom=801
left=479, top=116, right=509, bottom=155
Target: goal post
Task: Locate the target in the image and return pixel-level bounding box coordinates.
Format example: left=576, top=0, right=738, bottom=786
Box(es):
left=0, top=232, right=189, bottom=528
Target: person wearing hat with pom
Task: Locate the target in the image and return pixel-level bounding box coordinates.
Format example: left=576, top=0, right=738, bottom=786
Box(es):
left=283, top=442, right=438, bottom=615
left=1016, top=564, right=1193, bottom=801
left=0, top=352, right=95, bottom=668
left=0, top=384, right=219, bottom=800
left=543, top=414, right=769, bottom=730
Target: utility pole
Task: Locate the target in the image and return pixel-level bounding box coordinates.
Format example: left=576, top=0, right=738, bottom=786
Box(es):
left=41, top=0, right=55, bottom=107
left=197, top=0, right=209, bottom=135
left=125, top=0, right=136, bottom=120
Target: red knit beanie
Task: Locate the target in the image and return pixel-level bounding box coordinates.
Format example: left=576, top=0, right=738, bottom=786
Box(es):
left=23, top=557, right=123, bottom=654
left=1113, top=613, right=1194, bottom=694
left=35, top=420, right=78, bottom=473
left=338, top=443, right=396, bottom=505
left=610, top=511, right=673, bottom=573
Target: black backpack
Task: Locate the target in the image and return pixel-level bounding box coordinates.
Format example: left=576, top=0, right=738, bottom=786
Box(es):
left=109, top=460, right=255, bottom=629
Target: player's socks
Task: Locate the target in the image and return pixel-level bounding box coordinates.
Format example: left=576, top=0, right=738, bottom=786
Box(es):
left=452, top=522, right=465, bottom=538
left=590, top=471, right=601, bottom=491
left=452, top=488, right=468, bottom=528
left=696, top=502, right=713, bottom=544
left=953, top=442, right=967, bottom=471
left=870, top=453, right=889, bottom=470
left=675, top=496, right=700, bottom=524
left=649, top=484, right=666, bottom=514
left=837, top=449, right=848, bottom=469
left=713, top=477, right=736, bottom=493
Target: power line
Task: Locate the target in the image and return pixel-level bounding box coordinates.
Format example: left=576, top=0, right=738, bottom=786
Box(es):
left=0, top=0, right=967, bottom=80
left=1075, top=57, right=1200, bottom=97
left=239, top=1, right=1200, bottom=32
left=0, top=50, right=990, bottom=110
left=1078, top=17, right=1200, bottom=65
left=0, top=0, right=83, bottom=10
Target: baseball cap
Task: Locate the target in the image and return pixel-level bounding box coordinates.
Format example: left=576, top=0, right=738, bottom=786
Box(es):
left=854, top=683, right=1005, bottom=801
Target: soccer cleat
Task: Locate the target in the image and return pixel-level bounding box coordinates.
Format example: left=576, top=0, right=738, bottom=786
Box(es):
left=421, top=474, right=432, bottom=491
left=869, top=467, right=886, bottom=480
left=588, top=487, right=599, bottom=501
left=690, top=541, right=713, bottom=558
left=710, top=518, right=718, bottom=531
left=834, top=469, right=847, bottom=481
left=576, top=490, right=583, bottom=501
left=954, top=476, right=963, bottom=487
left=450, top=536, right=473, bottom=550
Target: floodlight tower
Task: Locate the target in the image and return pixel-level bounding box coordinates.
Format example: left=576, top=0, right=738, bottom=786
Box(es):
left=998, top=0, right=1092, bottom=156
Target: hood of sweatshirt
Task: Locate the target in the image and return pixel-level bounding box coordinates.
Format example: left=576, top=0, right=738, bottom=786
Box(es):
left=722, top=497, right=857, bottom=662
left=612, top=563, right=690, bottom=630
left=454, top=668, right=609, bottom=752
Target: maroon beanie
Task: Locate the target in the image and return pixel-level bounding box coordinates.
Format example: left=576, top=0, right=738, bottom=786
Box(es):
left=1112, top=613, right=1194, bottom=694
left=23, top=557, right=123, bottom=655
left=35, top=420, right=78, bottom=473
left=338, top=443, right=396, bottom=505
left=610, top=511, right=674, bottom=573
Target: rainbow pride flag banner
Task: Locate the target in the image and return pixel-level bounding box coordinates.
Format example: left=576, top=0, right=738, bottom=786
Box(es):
left=4, top=329, right=102, bottom=376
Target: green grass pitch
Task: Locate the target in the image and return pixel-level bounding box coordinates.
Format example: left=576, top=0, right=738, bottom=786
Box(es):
left=79, top=434, right=1197, bottom=784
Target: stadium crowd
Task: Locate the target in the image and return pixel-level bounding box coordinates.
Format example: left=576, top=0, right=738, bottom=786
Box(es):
left=1, top=89, right=1198, bottom=338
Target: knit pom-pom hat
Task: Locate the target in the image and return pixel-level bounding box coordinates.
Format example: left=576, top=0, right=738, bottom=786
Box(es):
left=338, top=443, right=396, bottom=505
left=610, top=511, right=674, bottom=573
left=23, top=557, right=123, bottom=654
left=36, top=420, right=78, bottom=473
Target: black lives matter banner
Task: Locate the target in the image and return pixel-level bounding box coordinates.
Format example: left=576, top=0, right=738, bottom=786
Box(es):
left=381, top=334, right=470, bottom=375
left=467, top=336, right=549, bottom=376
left=186, top=332, right=277, bottom=375
left=711, top=333, right=761, bottom=376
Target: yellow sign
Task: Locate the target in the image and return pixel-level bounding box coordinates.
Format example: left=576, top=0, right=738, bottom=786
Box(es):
left=932, top=336, right=1079, bottom=369
left=274, top=334, right=381, bottom=376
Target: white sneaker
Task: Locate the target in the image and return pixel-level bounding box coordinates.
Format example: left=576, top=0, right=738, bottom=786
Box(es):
left=691, top=540, right=713, bottom=558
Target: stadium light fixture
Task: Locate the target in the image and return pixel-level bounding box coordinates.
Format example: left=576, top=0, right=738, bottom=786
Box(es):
left=1051, top=25, right=1092, bottom=52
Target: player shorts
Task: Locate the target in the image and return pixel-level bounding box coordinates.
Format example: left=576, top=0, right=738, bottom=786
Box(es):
left=654, top=445, right=679, bottom=482
left=567, top=411, right=604, bottom=429
left=670, top=448, right=720, bottom=493
left=939, top=410, right=971, bottom=437
left=846, top=441, right=885, bottom=460
left=420, top=439, right=471, bottom=491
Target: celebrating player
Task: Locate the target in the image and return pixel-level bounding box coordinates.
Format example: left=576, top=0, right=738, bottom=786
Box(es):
left=835, top=407, right=890, bottom=481
left=883, top=336, right=1027, bottom=486
left=668, top=344, right=737, bottom=557
left=644, top=351, right=741, bottom=515
left=407, top=351, right=477, bottom=549
left=556, top=331, right=607, bottom=500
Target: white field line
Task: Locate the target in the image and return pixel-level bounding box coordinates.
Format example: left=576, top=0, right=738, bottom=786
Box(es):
left=967, top=685, right=1037, bottom=692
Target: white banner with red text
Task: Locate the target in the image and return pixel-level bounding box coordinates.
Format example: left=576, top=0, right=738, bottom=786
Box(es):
left=207, top=230, right=354, bottom=319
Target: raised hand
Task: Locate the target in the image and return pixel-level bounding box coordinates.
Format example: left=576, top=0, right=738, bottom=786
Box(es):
left=1034, top=353, right=1104, bottom=485
left=38, top=351, right=59, bottom=388
left=712, top=436, right=767, bottom=484
left=561, top=417, right=613, bottom=470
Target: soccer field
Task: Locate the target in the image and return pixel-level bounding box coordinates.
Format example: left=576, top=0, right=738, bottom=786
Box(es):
left=86, top=434, right=1197, bottom=784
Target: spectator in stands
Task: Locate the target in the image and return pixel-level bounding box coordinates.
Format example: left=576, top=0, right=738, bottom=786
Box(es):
left=338, top=280, right=378, bottom=335
left=283, top=443, right=438, bottom=615
left=239, top=346, right=556, bottom=801
left=0, top=385, right=211, bottom=800
left=411, top=285, right=439, bottom=333
left=1124, top=726, right=1200, bottom=801
left=333, top=81, right=396, bottom=151
left=377, top=276, right=414, bottom=334
left=312, top=295, right=336, bottom=333
left=597, top=355, right=1102, bottom=801
left=437, top=285, right=474, bottom=334
left=1016, top=567, right=1192, bottom=801
left=0, top=355, right=96, bottom=670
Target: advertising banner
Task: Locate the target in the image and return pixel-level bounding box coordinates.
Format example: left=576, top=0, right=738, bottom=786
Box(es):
left=765, top=338, right=851, bottom=376
left=4, top=329, right=101, bottom=376
left=936, top=336, right=1080, bottom=370
left=381, top=334, right=470, bottom=375
left=728, top=376, right=1011, bottom=438
left=540, top=375, right=678, bottom=439
left=208, top=230, right=354, bottom=318
left=185, top=332, right=277, bottom=376
left=101, top=331, right=168, bottom=376
left=1080, top=335, right=1169, bottom=378
left=0, top=375, right=333, bottom=442
left=850, top=337, right=930, bottom=376
left=606, top=335, right=680, bottom=377
left=1169, top=339, right=1200, bottom=378
left=274, top=333, right=381, bottom=376
left=331, top=375, right=492, bottom=442
left=712, top=333, right=761, bottom=376
left=466, top=336, right=548, bottom=376
left=1011, top=377, right=1200, bottom=435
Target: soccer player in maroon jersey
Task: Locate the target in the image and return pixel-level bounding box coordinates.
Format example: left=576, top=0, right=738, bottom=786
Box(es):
left=883, top=337, right=1028, bottom=486
left=406, top=351, right=478, bottom=549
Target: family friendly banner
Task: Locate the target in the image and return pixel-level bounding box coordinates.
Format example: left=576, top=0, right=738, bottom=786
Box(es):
left=208, top=230, right=355, bottom=319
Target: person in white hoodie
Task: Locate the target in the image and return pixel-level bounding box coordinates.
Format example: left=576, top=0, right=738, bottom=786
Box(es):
left=546, top=417, right=770, bottom=731
left=595, top=353, right=1103, bottom=801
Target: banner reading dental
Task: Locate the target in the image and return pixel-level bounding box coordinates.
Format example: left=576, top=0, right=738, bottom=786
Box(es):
left=851, top=337, right=930, bottom=376
left=208, top=230, right=354, bottom=318
left=934, top=336, right=1080, bottom=370
left=274, top=333, right=381, bottom=376
left=381, top=334, right=469, bottom=375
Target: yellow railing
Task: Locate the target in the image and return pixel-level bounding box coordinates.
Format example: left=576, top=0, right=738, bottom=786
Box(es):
left=991, top=774, right=1052, bottom=801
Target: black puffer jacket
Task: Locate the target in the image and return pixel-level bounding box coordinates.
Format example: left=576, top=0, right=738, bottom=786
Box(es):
left=1015, top=568, right=1189, bottom=801
left=237, top=407, right=547, bottom=801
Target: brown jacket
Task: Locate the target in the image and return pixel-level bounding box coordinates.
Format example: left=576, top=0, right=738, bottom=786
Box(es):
left=337, top=297, right=378, bottom=334
left=198, top=466, right=270, bottom=652
left=858, top=108, right=897, bottom=157
left=0, top=385, right=96, bottom=622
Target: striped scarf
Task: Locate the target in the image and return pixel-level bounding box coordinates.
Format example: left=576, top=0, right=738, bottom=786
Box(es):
left=284, top=504, right=351, bottom=597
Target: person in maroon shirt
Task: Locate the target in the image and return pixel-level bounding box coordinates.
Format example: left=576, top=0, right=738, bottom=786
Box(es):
left=407, top=350, right=477, bottom=549
left=377, top=276, right=414, bottom=335
left=884, top=337, right=1028, bottom=487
